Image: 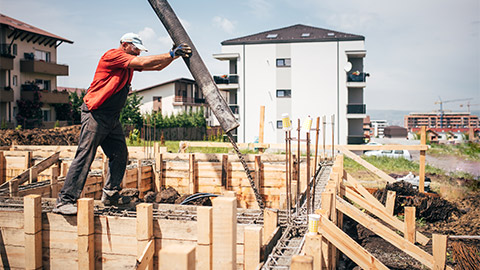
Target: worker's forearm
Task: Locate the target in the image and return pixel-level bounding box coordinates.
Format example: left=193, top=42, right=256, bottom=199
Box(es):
left=128, top=53, right=175, bottom=69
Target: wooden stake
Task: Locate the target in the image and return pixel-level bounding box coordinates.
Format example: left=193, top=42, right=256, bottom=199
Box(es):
left=244, top=226, right=262, bottom=270
left=0, top=152, right=5, bottom=185
left=405, top=207, right=416, bottom=243
left=306, top=131, right=311, bottom=214
left=322, top=116, right=326, bottom=161
left=189, top=154, right=197, bottom=194
left=259, top=105, right=265, bottom=153
left=304, top=234, right=323, bottom=270
left=212, top=197, right=237, bottom=270
left=221, top=154, right=228, bottom=190
left=297, top=119, right=301, bottom=210
left=433, top=234, right=448, bottom=270
left=263, top=208, right=278, bottom=244
left=78, top=198, right=94, bottom=270
left=159, top=245, right=195, bottom=270
left=254, top=155, right=262, bottom=194
left=285, top=131, right=290, bottom=217
left=291, top=255, right=314, bottom=270
left=9, top=179, right=18, bottom=197
left=331, top=114, right=335, bottom=160
left=29, top=167, right=38, bottom=183
left=197, top=206, right=213, bottom=270
left=25, top=151, right=33, bottom=169
left=24, top=195, right=42, bottom=270
left=50, top=165, right=59, bottom=198
left=419, top=126, right=426, bottom=193
left=154, top=153, right=163, bottom=192
left=137, top=203, right=153, bottom=270
left=385, top=191, right=396, bottom=216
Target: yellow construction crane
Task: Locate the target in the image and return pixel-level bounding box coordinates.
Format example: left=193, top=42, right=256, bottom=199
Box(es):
left=434, top=97, right=473, bottom=128
left=459, top=101, right=480, bottom=113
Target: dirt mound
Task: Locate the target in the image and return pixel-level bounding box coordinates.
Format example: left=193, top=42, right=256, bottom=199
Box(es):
left=0, top=126, right=80, bottom=146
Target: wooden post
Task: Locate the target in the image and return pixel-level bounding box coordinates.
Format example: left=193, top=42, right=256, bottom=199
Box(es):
left=102, top=153, right=108, bottom=183
left=197, top=206, right=213, bottom=270
left=244, top=226, right=262, bottom=270
left=221, top=154, right=229, bottom=190
left=320, top=192, right=334, bottom=269
left=263, top=208, right=278, bottom=244
left=154, top=152, right=163, bottom=192
left=331, top=115, right=335, bottom=160
left=322, top=116, right=326, bottom=161
left=306, top=131, right=311, bottom=214
left=297, top=119, right=301, bottom=210
left=137, top=203, right=153, bottom=270
left=304, top=234, right=323, bottom=270
left=189, top=154, right=197, bottom=194
left=433, top=234, right=448, bottom=270
left=9, top=180, right=18, bottom=197
left=61, top=162, right=69, bottom=177
left=0, top=152, right=5, bottom=185
left=314, top=117, right=320, bottom=175
left=285, top=131, right=290, bottom=215
left=25, top=151, right=33, bottom=169
left=419, top=126, right=426, bottom=193
left=212, top=197, right=237, bottom=270
left=50, top=165, right=60, bottom=198
left=385, top=191, right=396, bottom=216
left=29, top=167, right=38, bottom=184
left=159, top=245, right=196, bottom=270
left=259, top=105, right=265, bottom=153
left=24, top=195, right=42, bottom=270
left=291, top=255, right=313, bottom=270
left=78, top=198, right=94, bottom=270
left=254, top=155, right=262, bottom=194
left=404, top=207, right=416, bottom=243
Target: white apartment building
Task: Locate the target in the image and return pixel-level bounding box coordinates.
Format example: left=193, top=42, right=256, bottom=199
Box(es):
left=0, top=13, right=73, bottom=127
left=133, top=78, right=209, bottom=117
left=213, top=24, right=368, bottom=144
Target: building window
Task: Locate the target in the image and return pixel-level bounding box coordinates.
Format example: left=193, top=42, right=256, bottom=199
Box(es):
left=277, top=120, right=283, bottom=129
left=276, top=58, right=291, bottom=67
left=42, top=109, right=51, bottom=121
left=12, top=44, right=17, bottom=56
left=12, top=75, right=17, bottom=86
left=34, top=50, right=51, bottom=62
left=276, top=89, right=291, bottom=98
left=35, top=79, right=51, bottom=90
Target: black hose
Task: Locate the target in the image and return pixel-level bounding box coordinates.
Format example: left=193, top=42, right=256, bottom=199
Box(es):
left=180, top=193, right=219, bottom=205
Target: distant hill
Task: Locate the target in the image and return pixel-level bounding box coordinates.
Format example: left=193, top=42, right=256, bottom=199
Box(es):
left=367, top=109, right=480, bottom=127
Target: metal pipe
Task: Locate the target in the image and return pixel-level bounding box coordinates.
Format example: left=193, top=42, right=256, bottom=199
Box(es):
left=296, top=119, right=301, bottom=210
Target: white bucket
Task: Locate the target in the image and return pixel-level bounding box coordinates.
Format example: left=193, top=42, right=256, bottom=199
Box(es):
left=308, top=214, right=320, bottom=235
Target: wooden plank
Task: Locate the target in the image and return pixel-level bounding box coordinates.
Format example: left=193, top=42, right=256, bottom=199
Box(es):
left=24, top=195, right=42, bottom=270
left=221, top=154, right=228, bottom=189
left=344, top=187, right=430, bottom=245
left=385, top=190, right=396, bottom=216
left=433, top=234, right=447, bottom=270
left=189, top=154, right=197, bottom=194
left=159, top=244, right=195, bottom=270
left=254, top=155, right=262, bottom=193
left=25, top=232, right=42, bottom=270
left=135, top=239, right=154, bottom=270
left=318, top=213, right=389, bottom=270
left=405, top=207, right=416, bottom=243
left=304, top=234, right=323, bottom=270
left=137, top=203, right=153, bottom=270
left=244, top=226, right=262, bottom=270
left=334, top=196, right=452, bottom=270
left=338, top=146, right=396, bottom=183
left=197, top=206, right=212, bottom=245
left=263, top=208, right=278, bottom=245
left=197, top=244, right=212, bottom=270
left=290, top=255, right=313, bottom=270
left=342, top=144, right=428, bottom=151
left=154, top=153, right=163, bottom=192
left=212, top=197, right=237, bottom=270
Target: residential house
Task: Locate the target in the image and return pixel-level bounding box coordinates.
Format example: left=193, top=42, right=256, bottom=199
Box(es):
left=212, top=24, right=368, bottom=144
left=132, top=78, right=209, bottom=118
left=0, top=13, right=73, bottom=127
left=370, top=120, right=388, bottom=138
left=405, top=112, right=479, bottom=132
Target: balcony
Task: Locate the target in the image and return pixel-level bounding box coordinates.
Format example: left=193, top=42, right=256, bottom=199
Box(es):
left=21, top=89, right=69, bottom=104
left=0, top=44, right=14, bottom=70
left=347, top=135, right=365, bottom=145
left=0, top=88, right=14, bottom=102
left=20, top=59, right=69, bottom=76
left=347, top=104, right=366, bottom=114
left=214, top=75, right=239, bottom=90
left=173, top=96, right=205, bottom=105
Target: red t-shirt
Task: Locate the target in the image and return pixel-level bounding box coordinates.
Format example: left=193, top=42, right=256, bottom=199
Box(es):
left=84, top=49, right=136, bottom=110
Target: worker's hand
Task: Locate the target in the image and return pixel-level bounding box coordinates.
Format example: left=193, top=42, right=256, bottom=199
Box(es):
left=169, top=43, right=192, bottom=58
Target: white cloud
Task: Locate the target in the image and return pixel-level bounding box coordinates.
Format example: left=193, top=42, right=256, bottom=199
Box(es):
left=138, top=27, right=156, bottom=41
left=212, top=16, right=235, bottom=34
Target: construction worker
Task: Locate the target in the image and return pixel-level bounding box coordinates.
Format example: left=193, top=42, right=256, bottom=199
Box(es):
left=53, top=33, right=191, bottom=215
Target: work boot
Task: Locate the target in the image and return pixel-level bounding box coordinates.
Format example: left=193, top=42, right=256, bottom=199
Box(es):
left=52, top=202, right=77, bottom=215
left=101, top=190, right=131, bottom=206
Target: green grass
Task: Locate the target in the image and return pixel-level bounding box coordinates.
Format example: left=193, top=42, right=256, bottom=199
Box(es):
left=344, top=156, right=443, bottom=175
left=127, top=140, right=259, bottom=154
left=428, top=142, right=480, bottom=161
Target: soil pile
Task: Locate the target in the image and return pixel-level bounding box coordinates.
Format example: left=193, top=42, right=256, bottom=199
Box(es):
left=0, top=126, right=80, bottom=146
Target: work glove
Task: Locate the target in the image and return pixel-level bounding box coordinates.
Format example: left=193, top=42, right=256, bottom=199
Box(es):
left=169, top=43, right=192, bottom=58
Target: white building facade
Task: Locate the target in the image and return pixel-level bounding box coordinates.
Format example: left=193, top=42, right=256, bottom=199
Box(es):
left=213, top=24, right=368, bottom=144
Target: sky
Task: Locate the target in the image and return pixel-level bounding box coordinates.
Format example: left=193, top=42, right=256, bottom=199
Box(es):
left=1, top=0, right=479, bottom=112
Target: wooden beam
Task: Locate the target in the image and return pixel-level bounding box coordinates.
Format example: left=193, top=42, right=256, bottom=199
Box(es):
left=254, top=155, right=262, bottom=193
left=25, top=151, right=33, bottom=169
left=433, top=234, right=448, bottom=270
left=291, top=255, right=313, bottom=270
left=9, top=179, right=18, bottom=197
left=344, top=186, right=430, bottom=245
left=338, top=147, right=396, bottom=183
left=304, top=234, right=323, bottom=270
left=341, top=144, right=428, bottom=151
left=135, top=239, right=154, bottom=270
left=385, top=190, right=396, bottom=216
left=77, top=198, right=94, bottom=270
left=154, top=152, right=163, bottom=192
left=24, top=195, right=42, bottom=270
left=189, top=154, right=197, bottom=194
left=221, top=154, right=228, bottom=189
left=159, top=244, right=196, bottom=270
left=318, top=212, right=387, bottom=270
left=263, top=208, right=278, bottom=245
left=0, top=152, right=5, bottom=185
left=244, top=226, right=262, bottom=270
left=29, top=167, right=38, bottom=184
left=137, top=203, right=153, bottom=270
left=335, top=196, right=453, bottom=270
left=197, top=206, right=212, bottom=270
left=405, top=207, right=416, bottom=243
left=137, top=159, right=142, bottom=191
left=419, top=126, right=426, bottom=193
left=212, top=197, right=237, bottom=270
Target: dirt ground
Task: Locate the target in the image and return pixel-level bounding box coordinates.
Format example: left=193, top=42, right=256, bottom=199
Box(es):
left=0, top=125, right=81, bottom=146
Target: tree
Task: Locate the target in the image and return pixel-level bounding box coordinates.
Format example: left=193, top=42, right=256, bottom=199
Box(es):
left=120, top=93, right=143, bottom=129
left=69, top=90, right=86, bottom=124
left=16, top=83, right=43, bottom=129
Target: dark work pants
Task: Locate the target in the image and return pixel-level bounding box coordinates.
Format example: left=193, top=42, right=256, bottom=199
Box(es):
left=57, top=108, right=128, bottom=204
